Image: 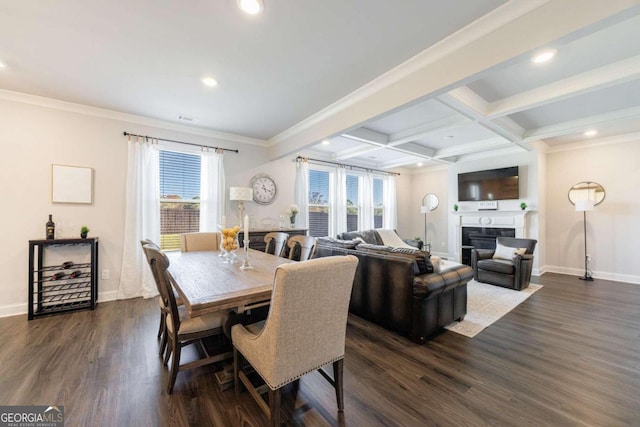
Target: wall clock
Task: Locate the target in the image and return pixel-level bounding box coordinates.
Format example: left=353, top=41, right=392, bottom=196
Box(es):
left=250, top=173, right=278, bottom=205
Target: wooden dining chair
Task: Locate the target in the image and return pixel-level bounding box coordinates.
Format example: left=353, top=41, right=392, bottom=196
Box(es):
left=286, top=235, right=317, bottom=261
left=232, top=255, right=359, bottom=426
left=264, top=232, right=289, bottom=257
left=143, top=245, right=232, bottom=394
left=140, top=239, right=176, bottom=358
left=180, top=232, right=221, bottom=252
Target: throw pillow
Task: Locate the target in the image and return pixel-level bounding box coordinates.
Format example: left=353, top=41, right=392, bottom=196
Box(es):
left=493, top=243, right=527, bottom=260
left=390, top=247, right=433, bottom=274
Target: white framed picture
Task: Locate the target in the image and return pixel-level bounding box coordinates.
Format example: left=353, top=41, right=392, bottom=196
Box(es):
left=51, top=164, right=93, bottom=204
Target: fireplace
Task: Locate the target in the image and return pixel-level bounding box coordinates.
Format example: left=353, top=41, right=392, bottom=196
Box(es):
left=461, top=227, right=515, bottom=265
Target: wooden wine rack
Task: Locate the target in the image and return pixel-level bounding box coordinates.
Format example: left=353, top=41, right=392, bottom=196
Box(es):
left=28, top=238, right=99, bottom=320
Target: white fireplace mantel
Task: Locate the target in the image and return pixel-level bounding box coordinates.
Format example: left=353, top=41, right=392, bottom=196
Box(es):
left=452, top=210, right=534, bottom=263
left=454, top=210, right=532, bottom=236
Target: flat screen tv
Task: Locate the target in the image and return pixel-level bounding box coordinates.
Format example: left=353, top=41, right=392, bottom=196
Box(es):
left=457, top=166, right=519, bottom=201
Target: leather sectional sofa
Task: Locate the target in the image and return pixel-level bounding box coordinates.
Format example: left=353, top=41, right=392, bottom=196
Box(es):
left=315, top=230, right=473, bottom=343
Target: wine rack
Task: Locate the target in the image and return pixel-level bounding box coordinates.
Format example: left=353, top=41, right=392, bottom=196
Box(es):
left=28, top=238, right=99, bottom=320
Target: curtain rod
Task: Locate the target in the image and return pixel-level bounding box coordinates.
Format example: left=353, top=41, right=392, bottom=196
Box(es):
left=295, top=155, right=400, bottom=176
left=123, top=132, right=239, bottom=153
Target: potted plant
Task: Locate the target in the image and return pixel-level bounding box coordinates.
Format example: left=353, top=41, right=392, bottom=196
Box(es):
left=520, top=202, right=527, bottom=211
left=80, top=225, right=90, bottom=238
left=453, top=204, right=459, bottom=212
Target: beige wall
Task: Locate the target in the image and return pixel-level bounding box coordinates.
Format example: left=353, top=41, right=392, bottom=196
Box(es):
left=0, top=97, right=268, bottom=316
left=544, top=139, right=640, bottom=282
left=409, top=167, right=449, bottom=258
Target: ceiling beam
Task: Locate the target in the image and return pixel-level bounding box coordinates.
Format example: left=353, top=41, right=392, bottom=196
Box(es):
left=523, top=105, right=640, bottom=141
left=268, top=0, right=637, bottom=160
left=341, top=127, right=389, bottom=145
left=487, top=54, right=640, bottom=118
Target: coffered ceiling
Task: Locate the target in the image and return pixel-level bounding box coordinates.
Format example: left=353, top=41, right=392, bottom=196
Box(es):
left=1, top=1, right=639, bottom=170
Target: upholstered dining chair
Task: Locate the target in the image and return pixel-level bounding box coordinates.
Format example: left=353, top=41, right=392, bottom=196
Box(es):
left=180, top=232, right=221, bottom=252
left=471, top=236, right=537, bottom=290
left=143, top=245, right=231, bottom=394
left=285, top=235, right=317, bottom=261
left=232, top=255, right=359, bottom=426
left=140, top=239, right=176, bottom=358
left=263, top=232, right=289, bottom=257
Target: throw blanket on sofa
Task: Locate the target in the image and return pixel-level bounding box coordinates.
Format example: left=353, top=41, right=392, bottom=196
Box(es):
left=375, top=229, right=414, bottom=249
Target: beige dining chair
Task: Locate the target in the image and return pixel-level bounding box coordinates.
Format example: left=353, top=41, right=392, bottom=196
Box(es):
left=264, top=232, right=289, bottom=257
left=140, top=239, right=178, bottom=358
left=180, top=232, right=221, bottom=252
left=143, top=244, right=232, bottom=394
left=232, top=255, right=359, bottom=426
left=286, top=235, right=317, bottom=261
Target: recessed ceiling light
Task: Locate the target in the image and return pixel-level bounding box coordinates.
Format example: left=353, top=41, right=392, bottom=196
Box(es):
left=531, top=49, right=557, bottom=64
left=238, top=0, right=264, bottom=15
left=0, top=61, right=6, bottom=69
left=417, top=162, right=423, bottom=167
left=584, top=129, right=598, bottom=137
left=321, top=140, right=330, bottom=145
left=201, top=76, right=218, bottom=88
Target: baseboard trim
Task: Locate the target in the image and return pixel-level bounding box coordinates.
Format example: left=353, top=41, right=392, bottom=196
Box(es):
left=541, top=265, right=640, bottom=285
left=0, top=290, right=123, bottom=319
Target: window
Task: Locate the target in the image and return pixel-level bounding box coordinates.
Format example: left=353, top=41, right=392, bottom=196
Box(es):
left=159, top=150, right=201, bottom=250
left=308, top=169, right=330, bottom=237
left=373, top=178, right=384, bottom=228
left=346, top=175, right=359, bottom=232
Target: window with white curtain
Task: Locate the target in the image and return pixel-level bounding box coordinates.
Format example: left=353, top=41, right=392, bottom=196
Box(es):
left=308, top=169, right=330, bottom=237
left=346, top=174, right=359, bottom=232
left=159, top=150, right=201, bottom=250
left=307, top=167, right=393, bottom=237
left=373, top=177, right=384, bottom=228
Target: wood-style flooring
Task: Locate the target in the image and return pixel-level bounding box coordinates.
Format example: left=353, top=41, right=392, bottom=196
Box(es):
left=1, top=273, right=639, bottom=426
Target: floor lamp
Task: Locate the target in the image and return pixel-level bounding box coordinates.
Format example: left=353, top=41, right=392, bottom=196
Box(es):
left=420, top=206, right=429, bottom=251
left=229, top=187, right=253, bottom=229
left=575, top=199, right=595, bottom=281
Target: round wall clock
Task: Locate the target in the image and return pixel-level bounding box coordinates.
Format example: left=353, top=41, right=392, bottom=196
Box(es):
left=250, top=173, right=278, bottom=205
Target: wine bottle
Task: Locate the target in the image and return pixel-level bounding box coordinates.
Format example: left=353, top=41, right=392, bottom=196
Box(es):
left=46, top=214, right=55, bottom=240
left=51, top=272, right=65, bottom=280
left=69, top=270, right=83, bottom=279
left=62, top=261, right=74, bottom=269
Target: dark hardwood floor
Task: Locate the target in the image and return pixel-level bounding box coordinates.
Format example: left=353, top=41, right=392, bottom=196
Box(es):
left=1, top=273, right=639, bottom=426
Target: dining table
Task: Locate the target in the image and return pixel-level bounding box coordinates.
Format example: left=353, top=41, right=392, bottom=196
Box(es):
left=166, top=248, right=294, bottom=317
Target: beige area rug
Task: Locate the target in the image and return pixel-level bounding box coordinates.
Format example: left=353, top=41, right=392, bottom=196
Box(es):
left=445, top=281, right=542, bottom=338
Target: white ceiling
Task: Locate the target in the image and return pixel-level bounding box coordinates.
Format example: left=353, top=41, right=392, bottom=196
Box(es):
left=2, top=1, right=640, bottom=170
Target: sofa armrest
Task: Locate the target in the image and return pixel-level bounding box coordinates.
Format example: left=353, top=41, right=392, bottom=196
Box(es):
left=403, top=238, right=424, bottom=250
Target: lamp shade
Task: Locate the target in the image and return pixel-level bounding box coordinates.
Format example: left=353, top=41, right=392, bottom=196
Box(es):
left=575, top=199, right=595, bottom=212
left=229, top=187, right=253, bottom=201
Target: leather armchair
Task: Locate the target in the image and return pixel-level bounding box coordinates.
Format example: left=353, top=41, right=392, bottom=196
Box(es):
left=471, top=237, right=537, bottom=290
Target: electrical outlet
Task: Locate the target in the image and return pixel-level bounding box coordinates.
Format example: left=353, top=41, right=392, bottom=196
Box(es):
left=101, top=269, right=110, bottom=280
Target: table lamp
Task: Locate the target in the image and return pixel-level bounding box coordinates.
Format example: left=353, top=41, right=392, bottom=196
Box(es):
left=229, top=187, right=253, bottom=228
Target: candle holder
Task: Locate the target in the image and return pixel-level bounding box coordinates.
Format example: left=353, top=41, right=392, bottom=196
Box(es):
left=240, top=239, right=253, bottom=270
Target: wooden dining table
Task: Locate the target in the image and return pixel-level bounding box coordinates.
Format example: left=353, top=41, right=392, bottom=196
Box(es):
left=166, top=249, right=294, bottom=317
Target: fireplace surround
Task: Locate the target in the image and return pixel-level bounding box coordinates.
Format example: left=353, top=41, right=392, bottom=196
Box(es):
left=454, top=210, right=531, bottom=265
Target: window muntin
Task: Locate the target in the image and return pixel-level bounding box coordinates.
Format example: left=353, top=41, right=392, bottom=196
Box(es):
left=308, top=169, right=330, bottom=237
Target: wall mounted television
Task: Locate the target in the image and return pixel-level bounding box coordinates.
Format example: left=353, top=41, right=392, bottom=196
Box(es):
left=457, top=166, right=519, bottom=201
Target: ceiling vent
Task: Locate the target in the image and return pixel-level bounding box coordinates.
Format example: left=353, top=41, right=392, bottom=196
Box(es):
left=177, top=115, right=198, bottom=123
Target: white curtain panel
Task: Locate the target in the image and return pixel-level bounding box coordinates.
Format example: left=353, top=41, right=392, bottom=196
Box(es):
left=383, top=175, right=398, bottom=229
left=334, top=166, right=347, bottom=235
left=360, top=172, right=374, bottom=230
left=199, top=149, right=225, bottom=231
left=117, top=139, right=160, bottom=300
left=294, top=158, right=309, bottom=228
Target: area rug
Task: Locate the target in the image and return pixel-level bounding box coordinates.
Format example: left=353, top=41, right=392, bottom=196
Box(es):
left=445, top=281, right=542, bottom=338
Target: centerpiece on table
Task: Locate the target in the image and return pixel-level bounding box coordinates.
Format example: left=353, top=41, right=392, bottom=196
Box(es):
left=219, top=225, right=240, bottom=263
left=285, top=204, right=299, bottom=228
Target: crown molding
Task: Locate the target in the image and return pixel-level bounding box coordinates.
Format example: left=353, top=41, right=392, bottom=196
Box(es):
left=544, top=131, right=640, bottom=153
left=0, top=89, right=268, bottom=147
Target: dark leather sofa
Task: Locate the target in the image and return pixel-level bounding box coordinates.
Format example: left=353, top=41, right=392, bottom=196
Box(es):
left=315, top=233, right=473, bottom=343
